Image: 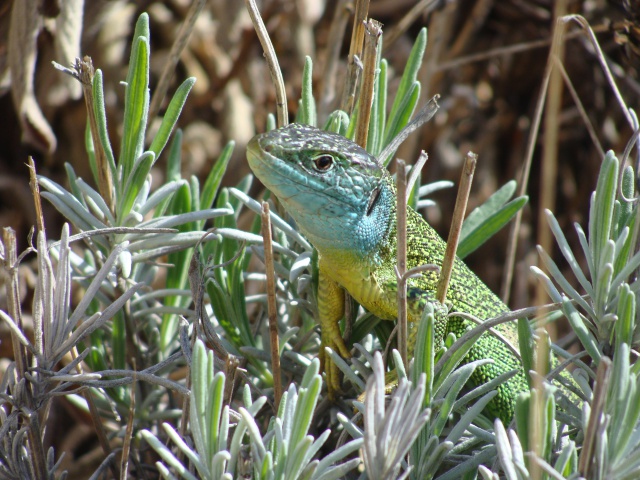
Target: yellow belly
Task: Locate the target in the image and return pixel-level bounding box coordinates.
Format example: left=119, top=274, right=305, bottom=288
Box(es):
left=320, top=251, right=397, bottom=321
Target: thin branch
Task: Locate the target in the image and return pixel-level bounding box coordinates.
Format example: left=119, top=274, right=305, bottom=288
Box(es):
left=452, top=311, right=521, bottom=361
left=148, top=0, right=206, bottom=121
left=578, top=357, right=611, bottom=478
left=378, top=96, right=439, bottom=166
left=563, top=15, right=634, bottom=128
left=396, top=159, right=408, bottom=368
left=406, top=151, right=428, bottom=201
left=1, top=227, right=48, bottom=480
left=190, top=232, right=230, bottom=360
left=383, top=0, right=439, bottom=49
left=120, top=368, right=136, bottom=479
left=501, top=17, right=561, bottom=303
left=49, top=227, right=178, bottom=249
left=318, top=0, right=352, bottom=116
left=245, top=0, right=288, bottom=127
left=27, top=157, right=44, bottom=233
left=536, top=1, right=568, bottom=325
left=553, top=55, right=604, bottom=157
left=70, top=346, right=119, bottom=479
left=437, top=152, right=477, bottom=304
left=434, top=300, right=565, bottom=380
left=261, top=202, right=282, bottom=410
left=435, top=27, right=606, bottom=72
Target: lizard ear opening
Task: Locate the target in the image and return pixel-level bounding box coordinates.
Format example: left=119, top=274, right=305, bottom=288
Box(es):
left=366, top=187, right=381, bottom=216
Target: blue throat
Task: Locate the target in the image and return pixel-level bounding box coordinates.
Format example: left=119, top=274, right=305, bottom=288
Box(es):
left=298, top=180, right=394, bottom=263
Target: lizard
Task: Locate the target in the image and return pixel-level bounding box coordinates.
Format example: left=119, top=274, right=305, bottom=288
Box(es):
left=247, top=123, right=529, bottom=422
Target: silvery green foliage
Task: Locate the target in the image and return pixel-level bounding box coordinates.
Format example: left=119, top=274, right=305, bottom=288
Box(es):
left=334, top=305, right=511, bottom=480
left=141, top=339, right=362, bottom=479
left=0, top=223, right=143, bottom=479
left=487, top=148, right=640, bottom=479
left=534, top=150, right=640, bottom=362
left=361, top=352, right=430, bottom=480
left=40, top=13, right=237, bottom=358
left=492, top=343, right=640, bottom=479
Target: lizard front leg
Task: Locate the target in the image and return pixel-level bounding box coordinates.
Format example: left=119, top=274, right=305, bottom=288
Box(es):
left=317, top=265, right=351, bottom=397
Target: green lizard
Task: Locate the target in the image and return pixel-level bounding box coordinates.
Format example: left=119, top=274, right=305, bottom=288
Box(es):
left=247, top=123, right=529, bottom=422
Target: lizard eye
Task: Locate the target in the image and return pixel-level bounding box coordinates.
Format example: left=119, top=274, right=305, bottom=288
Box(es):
left=312, top=154, right=334, bottom=172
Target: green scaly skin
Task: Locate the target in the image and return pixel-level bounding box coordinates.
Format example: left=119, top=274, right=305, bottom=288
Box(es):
left=247, top=123, right=528, bottom=422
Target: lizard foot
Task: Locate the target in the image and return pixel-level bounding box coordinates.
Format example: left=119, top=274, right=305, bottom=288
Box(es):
left=319, top=333, right=351, bottom=400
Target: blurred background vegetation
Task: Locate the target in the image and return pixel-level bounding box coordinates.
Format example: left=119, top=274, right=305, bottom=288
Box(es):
left=0, top=0, right=639, bottom=476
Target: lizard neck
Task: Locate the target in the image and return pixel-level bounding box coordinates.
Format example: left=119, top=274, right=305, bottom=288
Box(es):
left=301, top=177, right=396, bottom=264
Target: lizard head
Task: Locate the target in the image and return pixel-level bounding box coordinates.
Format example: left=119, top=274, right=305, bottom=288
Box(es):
left=247, top=123, right=393, bottom=256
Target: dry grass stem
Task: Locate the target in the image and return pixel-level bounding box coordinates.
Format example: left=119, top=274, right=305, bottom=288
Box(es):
left=396, top=158, right=408, bottom=368
left=245, top=0, right=288, bottom=127
left=437, top=152, right=477, bottom=304
left=261, top=202, right=282, bottom=410
left=501, top=18, right=559, bottom=303
left=77, top=57, right=115, bottom=213
left=536, top=0, right=568, bottom=325
left=341, top=0, right=369, bottom=114
left=383, top=0, right=439, bottom=49
left=578, top=357, right=611, bottom=477
left=318, top=0, right=352, bottom=115
left=354, top=19, right=382, bottom=148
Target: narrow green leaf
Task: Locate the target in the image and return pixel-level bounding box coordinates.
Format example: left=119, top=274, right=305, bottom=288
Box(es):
left=149, top=77, right=196, bottom=158
left=299, top=56, right=316, bottom=127
left=537, top=245, right=595, bottom=318
left=460, top=180, right=517, bottom=238
left=385, top=27, right=426, bottom=143
left=207, top=372, right=225, bottom=461
left=290, top=376, right=321, bottom=448
left=63, top=163, right=85, bottom=205
left=91, top=69, right=116, bottom=180
left=382, top=82, right=420, bottom=166
left=553, top=441, right=577, bottom=477
left=118, top=151, right=155, bottom=221
left=120, top=32, right=150, bottom=181
left=615, top=283, right=635, bottom=349
left=152, top=131, right=183, bottom=224
left=200, top=142, right=234, bottom=226
left=545, top=210, right=594, bottom=296
left=590, top=151, right=618, bottom=272
left=514, top=391, right=531, bottom=453
left=457, top=196, right=528, bottom=259
left=561, top=297, right=602, bottom=363
left=84, top=121, right=99, bottom=184
left=515, top=308, right=534, bottom=392
left=39, top=181, right=107, bottom=231
left=413, top=304, right=435, bottom=404
left=445, top=391, right=497, bottom=444
left=322, top=110, right=350, bottom=135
